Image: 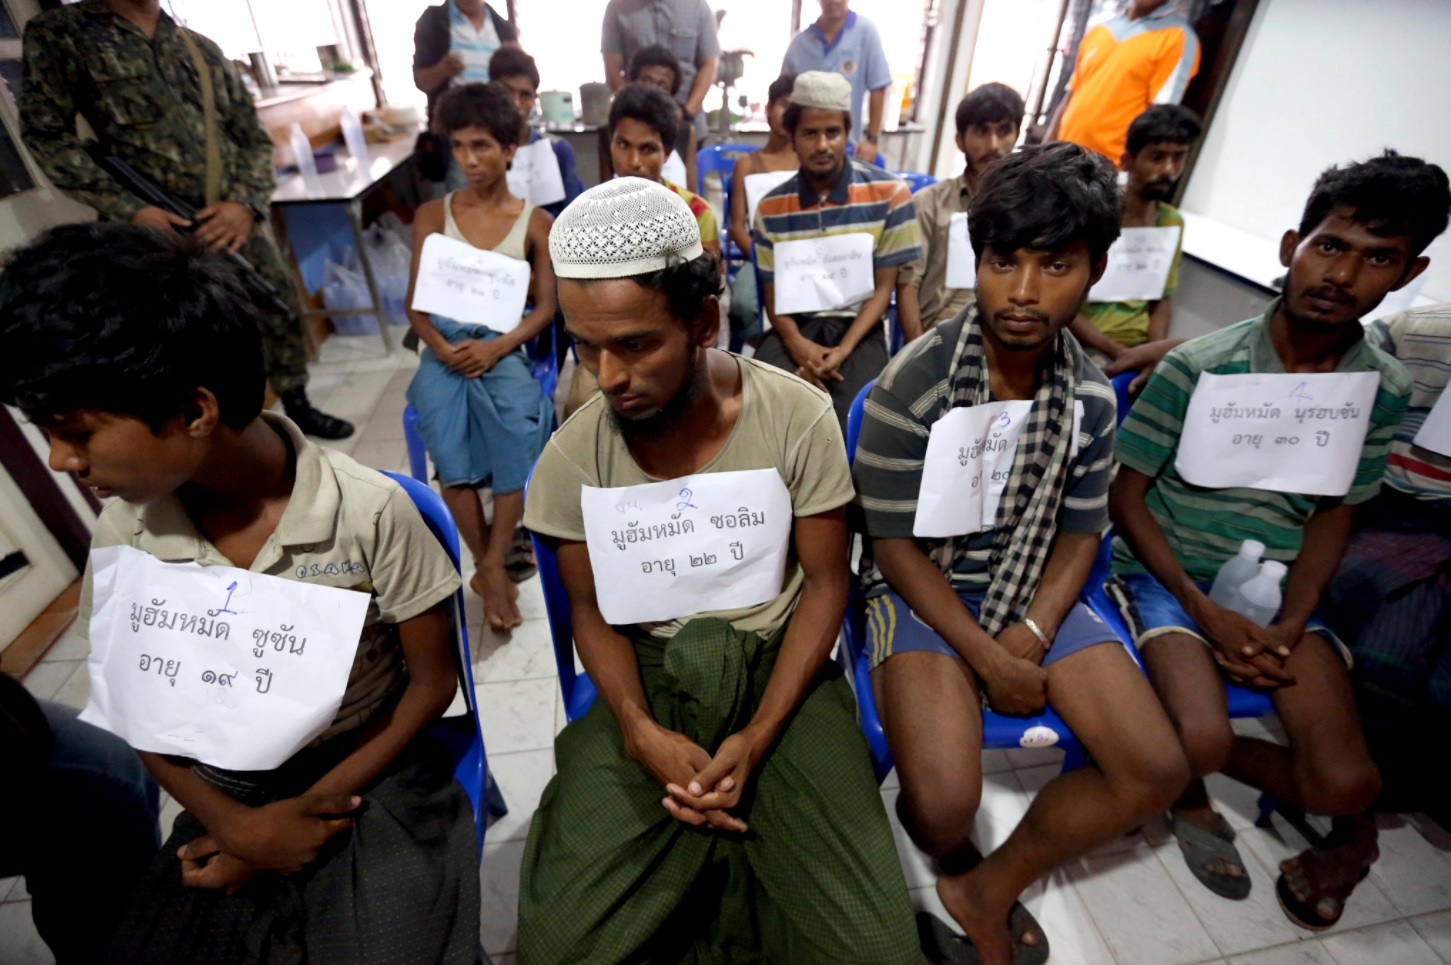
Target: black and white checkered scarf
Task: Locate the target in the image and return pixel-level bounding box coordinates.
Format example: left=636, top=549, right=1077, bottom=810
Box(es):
left=929, top=307, right=1079, bottom=636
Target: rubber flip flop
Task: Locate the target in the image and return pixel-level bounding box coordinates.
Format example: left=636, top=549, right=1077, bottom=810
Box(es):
left=1275, top=865, right=1369, bottom=931
left=1169, top=811, right=1253, bottom=900
left=916, top=906, right=1050, bottom=965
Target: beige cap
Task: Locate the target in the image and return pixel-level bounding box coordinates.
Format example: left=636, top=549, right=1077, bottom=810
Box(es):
left=550, top=177, right=704, bottom=279
left=791, top=70, right=853, bottom=113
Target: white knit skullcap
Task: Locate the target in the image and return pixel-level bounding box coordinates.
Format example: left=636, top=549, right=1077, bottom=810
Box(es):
left=550, top=177, right=705, bottom=279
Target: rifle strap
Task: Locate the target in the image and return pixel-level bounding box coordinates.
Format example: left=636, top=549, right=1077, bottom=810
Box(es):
left=180, top=29, right=222, bottom=208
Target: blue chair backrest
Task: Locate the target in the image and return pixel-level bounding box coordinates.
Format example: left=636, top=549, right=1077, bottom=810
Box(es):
left=1110, top=370, right=1135, bottom=427
left=893, top=171, right=937, bottom=195
left=523, top=473, right=599, bottom=723
left=696, top=142, right=759, bottom=195
left=380, top=471, right=503, bottom=854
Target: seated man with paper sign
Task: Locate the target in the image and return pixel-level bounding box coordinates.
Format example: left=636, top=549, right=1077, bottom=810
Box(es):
left=1108, top=150, right=1448, bottom=928
left=754, top=70, right=922, bottom=427
left=1070, top=104, right=1200, bottom=388
left=518, top=178, right=919, bottom=964
left=895, top=83, right=1024, bottom=340
left=727, top=72, right=800, bottom=339
left=0, top=224, right=480, bottom=964
left=855, top=142, right=1189, bottom=965
left=489, top=47, right=585, bottom=218
left=406, top=82, right=557, bottom=632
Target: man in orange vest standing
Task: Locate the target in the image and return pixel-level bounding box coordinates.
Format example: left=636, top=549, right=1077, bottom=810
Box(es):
left=1048, top=0, right=1200, bottom=163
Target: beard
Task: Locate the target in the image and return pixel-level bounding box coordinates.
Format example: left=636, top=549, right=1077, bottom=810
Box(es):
left=1140, top=178, right=1177, bottom=202
left=608, top=350, right=708, bottom=438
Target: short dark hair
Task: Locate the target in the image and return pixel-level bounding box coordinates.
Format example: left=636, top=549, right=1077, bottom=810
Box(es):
left=1298, top=150, right=1451, bottom=258
left=955, top=83, right=1025, bottom=135
left=782, top=102, right=852, bottom=138
left=489, top=46, right=540, bottom=91
left=609, top=83, right=678, bottom=150
left=434, top=81, right=522, bottom=146
left=626, top=45, right=681, bottom=95
left=768, top=73, right=797, bottom=107
left=574, top=251, right=722, bottom=325
left=0, top=224, right=265, bottom=430
left=968, top=141, right=1123, bottom=264
left=1124, top=104, right=1202, bottom=155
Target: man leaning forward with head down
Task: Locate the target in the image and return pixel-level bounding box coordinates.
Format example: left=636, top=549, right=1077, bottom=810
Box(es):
left=517, top=178, right=919, bottom=963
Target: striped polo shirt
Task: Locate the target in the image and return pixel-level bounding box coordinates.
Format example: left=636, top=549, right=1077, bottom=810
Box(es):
left=664, top=178, right=720, bottom=246
left=1368, top=303, right=1451, bottom=503
left=854, top=309, right=1118, bottom=597
left=1113, top=299, right=1412, bottom=583
left=753, top=159, right=921, bottom=318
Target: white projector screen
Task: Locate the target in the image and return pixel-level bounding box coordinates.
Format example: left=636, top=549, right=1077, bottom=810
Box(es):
left=1181, top=0, right=1451, bottom=303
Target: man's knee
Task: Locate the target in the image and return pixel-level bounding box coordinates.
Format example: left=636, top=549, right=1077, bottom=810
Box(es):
left=896, top=777, right=981, bottom=859
left=1111, top=743, right=1193, bottom=816
left=1174, top=715, right=1236, bottom=778
left=1299, top=757, right=1382, bottom=816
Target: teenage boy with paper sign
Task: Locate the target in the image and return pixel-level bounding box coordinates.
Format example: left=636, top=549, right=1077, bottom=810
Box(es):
left=406, top=82, right=556, bottom=632
left=489, top=46, right=584, bottom=217
left=727, top=73, right=800, bottom=339
left=518, top=178, right=920, bottom=964
left=896, top=83, right=1024, bottom=340
left=1108, top=150, right=1448, bottom=929
left=1070, top=104, right=1200, bottom=390
left=1322, top=300, right=1451, bottom=822
left=754, top=70, right=922, bottom=427
left=0, top=224, right=479, bottom=962
left=854, top=142, right=1190, bottom=965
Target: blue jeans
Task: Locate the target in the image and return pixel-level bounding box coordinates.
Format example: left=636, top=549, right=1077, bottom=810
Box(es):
left=0, top=701, right=159, bottom=963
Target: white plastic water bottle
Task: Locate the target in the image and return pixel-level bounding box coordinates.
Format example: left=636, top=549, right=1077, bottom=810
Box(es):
left=1208, top=539, right=1266, bottom=606
left=1227, top=560, right=1287, bottom=628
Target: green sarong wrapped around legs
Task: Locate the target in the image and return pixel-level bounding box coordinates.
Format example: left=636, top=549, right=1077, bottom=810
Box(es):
left=517, top=617, right=920, bottom=964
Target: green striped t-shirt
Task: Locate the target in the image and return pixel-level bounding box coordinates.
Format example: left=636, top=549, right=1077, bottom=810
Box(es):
left=1112, top=299, right=1411, bottom=583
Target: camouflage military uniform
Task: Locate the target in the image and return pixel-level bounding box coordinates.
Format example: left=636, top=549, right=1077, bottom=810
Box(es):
left=20, top=1, right=310, bottom=393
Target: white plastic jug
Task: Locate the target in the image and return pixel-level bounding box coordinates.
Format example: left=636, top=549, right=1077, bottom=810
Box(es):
left=1227, top=560, right=1287, bottom=628
left=1209, top=539, right=1266, bottom=607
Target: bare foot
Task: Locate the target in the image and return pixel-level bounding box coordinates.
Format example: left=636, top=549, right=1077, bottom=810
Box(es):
left=471, top=565, right=522, bottom=631
left=1279, top=833, right=1378, bottom=925
left=935, top=872, right=1034, bottom=965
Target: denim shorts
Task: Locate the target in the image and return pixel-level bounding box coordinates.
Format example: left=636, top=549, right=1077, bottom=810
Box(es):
left=863, top=589, right=1123, bottom=672
left=1106, top=570, right=1352, bottom=668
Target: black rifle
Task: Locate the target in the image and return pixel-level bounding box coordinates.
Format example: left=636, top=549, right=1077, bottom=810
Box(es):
left=90, top=151, right=294, bottom=317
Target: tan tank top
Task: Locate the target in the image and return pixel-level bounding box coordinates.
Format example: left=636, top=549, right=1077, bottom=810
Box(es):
left=443, top=191, right=533, bottom=261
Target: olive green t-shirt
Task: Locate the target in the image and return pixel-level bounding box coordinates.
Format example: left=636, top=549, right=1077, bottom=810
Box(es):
left=524, top=354, right=855, bottom=638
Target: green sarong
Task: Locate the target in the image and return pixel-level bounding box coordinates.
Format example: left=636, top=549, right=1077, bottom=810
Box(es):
left=517, top=618, right=920, bottom=964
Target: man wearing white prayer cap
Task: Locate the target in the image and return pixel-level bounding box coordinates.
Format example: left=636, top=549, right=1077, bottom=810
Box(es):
left=518, top=176, right=920, bottom=964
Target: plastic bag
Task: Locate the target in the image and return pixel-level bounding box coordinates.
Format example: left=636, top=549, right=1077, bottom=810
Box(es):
left=321, top=258, right=377, bottom=335
left=362, top=224, right=413, bottom=326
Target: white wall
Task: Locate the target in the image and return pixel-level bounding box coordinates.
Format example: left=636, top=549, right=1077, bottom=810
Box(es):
left=1181, top=0, right=1451, bottom=302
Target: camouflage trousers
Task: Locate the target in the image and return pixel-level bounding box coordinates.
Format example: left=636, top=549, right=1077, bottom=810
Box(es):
left=239, top=223, right=310, bottom=394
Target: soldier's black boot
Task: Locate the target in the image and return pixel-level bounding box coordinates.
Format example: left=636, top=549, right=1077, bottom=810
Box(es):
left=281, top=389, right=354, bottom=440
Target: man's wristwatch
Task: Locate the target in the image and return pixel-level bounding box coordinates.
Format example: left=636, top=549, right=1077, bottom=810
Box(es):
left=862, top=132, right=880, bottom=144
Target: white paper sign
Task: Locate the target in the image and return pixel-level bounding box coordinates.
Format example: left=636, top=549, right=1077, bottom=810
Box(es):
left=506, top=137, right=567, bottom=207
left=580, top=469, right=793, bottom=626
left=914, top=400, right=1085, bottom=538
left=663, top=149, right=688, bottom=188
left=80, top=545, right=370, bottom=772
left=945, top=211, right=977, bottom=289
left=1174, top=371, right=1381, bottom=496
left=411, top=233, right=531, bottom=332
left=772, top=233, right=875, bottom=315
left=1087, top=225, right=1181, bottom=302
left=745, top=170, right=796, bottom=224
left=1412, top=387, right=1451, bottom=457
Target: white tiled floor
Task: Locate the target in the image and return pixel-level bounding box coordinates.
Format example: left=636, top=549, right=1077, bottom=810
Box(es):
left=5, top=333, right=1451, bottom=965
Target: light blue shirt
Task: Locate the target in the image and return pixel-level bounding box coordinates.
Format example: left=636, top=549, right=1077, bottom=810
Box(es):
left=781, top=11, right=892, bottom=145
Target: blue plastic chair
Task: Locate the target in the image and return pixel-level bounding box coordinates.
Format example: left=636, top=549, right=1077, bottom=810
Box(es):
left=893, top=170, right=937, bottom=195
left=530, top=530, right=599, bottom=724
left=695, top=142, right=759, bottom=198
left=843, top=381, right=1089, bottom=782
left=380, top=470, right=508, bottom=856
left=403, top=336, right=560, bottom=484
